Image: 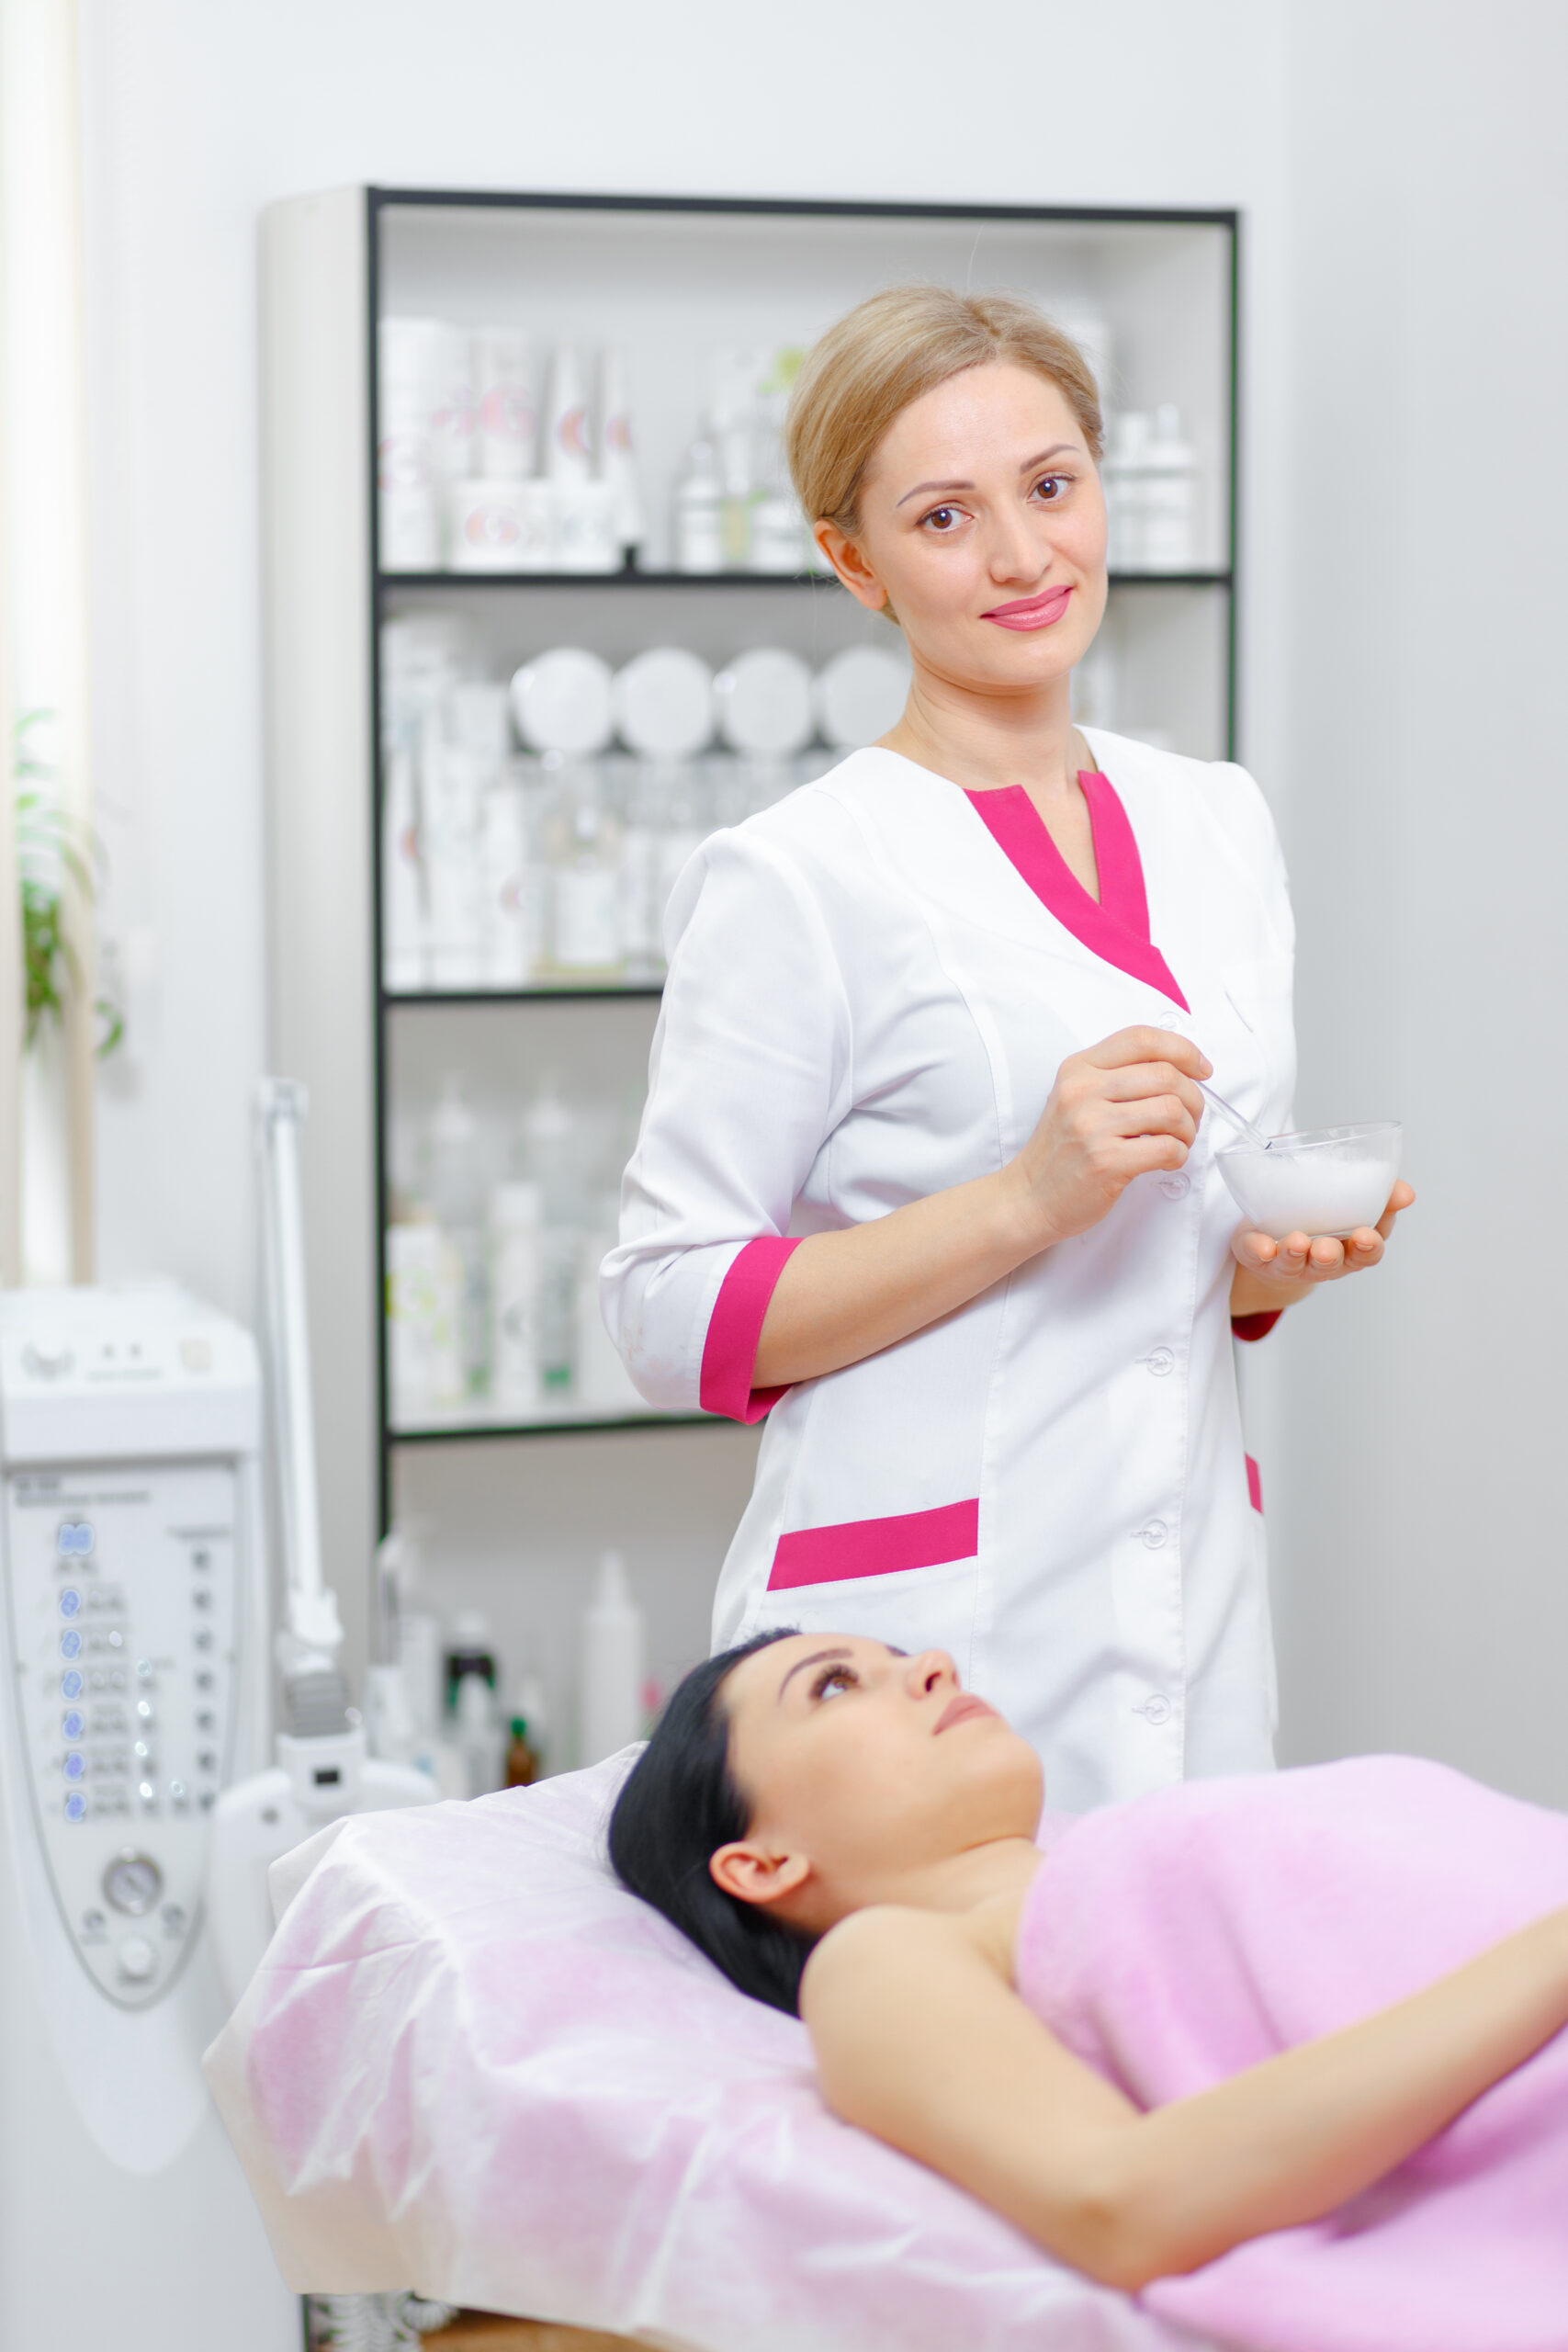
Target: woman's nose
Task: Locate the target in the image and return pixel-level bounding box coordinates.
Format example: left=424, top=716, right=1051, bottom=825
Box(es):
left=904, top=1648, right=958, bottom=1701
left=985, top=504, right=1047, bottom=583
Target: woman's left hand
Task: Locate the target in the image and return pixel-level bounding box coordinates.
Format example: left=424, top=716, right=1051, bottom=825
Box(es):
left=1229, top=1181, right=1416, bottom=1314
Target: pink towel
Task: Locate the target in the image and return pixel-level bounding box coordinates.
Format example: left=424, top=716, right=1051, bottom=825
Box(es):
left=1016, top=1756, right=1568, bottom=2350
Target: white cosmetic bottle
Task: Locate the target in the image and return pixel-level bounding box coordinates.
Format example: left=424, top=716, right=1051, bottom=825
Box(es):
left=378, top=317, right=444, bottom=571
left=548, top=782, right=625, bottom=975
left=1102, top=411, right=1152, bottom=572
left=473, top=325, right=536, bottom=478
left=545, top=344, right=592, bottom=482
left=672, top=434, right=724, bottom=573
left=427, top=1073, right=488, bottom=1396
left=521, top=1082, right=582, bottom=1396
left=488, top=1178, right=544, bottom=1416
left=384, top=1208, right=466, bottom=1424
left=598, top=345, right=643, bottom=566
left=380, top=733, right=425, bottom=990
left=454, top=1670, right=507, bottom=1798
left=431, top=680, right=509, bottom=987
left=1141, top=403, right=1198, bottom=572
left=580, top=1550, right=645, bottom=1765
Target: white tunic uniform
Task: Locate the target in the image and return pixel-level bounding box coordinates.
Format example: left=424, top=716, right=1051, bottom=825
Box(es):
left=602, top=729, right=1295, bottom=1812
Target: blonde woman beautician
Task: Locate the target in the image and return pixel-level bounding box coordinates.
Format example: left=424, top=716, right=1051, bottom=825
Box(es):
left=604, top=288, right=1412, bottom=1811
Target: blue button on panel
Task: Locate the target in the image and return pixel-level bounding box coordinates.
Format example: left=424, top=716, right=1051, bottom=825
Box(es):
left=63, top=1753, right=85, bottom=1781
left=57, top=1521, right=95, bottom=1558
left=61, top=1670, right=83, bottom=1699
left=64, top=1792, right=86, bottom=1822
left=58, top=1589, right=81, bottom=1619
left=62, top=1711, right=85, bottom=1739
left=60, top=1630, right=82, bottom=1658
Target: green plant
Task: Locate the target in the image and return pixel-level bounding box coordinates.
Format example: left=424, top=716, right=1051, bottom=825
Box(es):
left=15, top=710, right=122, bottom=1056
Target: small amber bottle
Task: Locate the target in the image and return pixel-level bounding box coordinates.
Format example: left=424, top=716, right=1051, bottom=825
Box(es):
left=505, top=1713, right=542, bottom=1788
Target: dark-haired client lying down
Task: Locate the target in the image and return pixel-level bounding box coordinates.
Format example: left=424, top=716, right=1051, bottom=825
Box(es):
left=611, top=1631, right=1568, bottom=2352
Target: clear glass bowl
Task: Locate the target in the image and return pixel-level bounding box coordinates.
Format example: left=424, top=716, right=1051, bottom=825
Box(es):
left=1216, top=1121, right=1403, bottom=1240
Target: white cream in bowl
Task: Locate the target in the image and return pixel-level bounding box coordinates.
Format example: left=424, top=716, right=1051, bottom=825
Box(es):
left=1216, top=1121, right=1402, bottom=1241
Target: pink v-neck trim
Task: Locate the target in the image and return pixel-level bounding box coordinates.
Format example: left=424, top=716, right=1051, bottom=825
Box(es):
left=964, top=771, right=1190, bottom=1011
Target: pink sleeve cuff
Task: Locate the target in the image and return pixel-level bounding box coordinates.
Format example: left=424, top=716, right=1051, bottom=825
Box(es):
left=699, top=1236, right=803, bottom=1423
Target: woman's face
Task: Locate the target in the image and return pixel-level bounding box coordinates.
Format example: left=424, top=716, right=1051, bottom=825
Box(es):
left=820, top=360, right=1107, bottom=702
left=712, top=1633, right=1043, bottom=1932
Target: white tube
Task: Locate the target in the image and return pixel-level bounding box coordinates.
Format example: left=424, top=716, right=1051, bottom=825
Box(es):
left=256, top=1077, right=343, bottom=1662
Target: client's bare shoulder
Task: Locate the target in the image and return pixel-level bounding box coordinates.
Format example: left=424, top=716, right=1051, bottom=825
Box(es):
left=802, top=1877, right=1037, bottom=2019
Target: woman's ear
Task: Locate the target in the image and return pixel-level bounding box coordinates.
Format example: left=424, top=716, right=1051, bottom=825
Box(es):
left=709, top=1839, right=812, bottom=1910
left=814, top=520, right=888, bottom=613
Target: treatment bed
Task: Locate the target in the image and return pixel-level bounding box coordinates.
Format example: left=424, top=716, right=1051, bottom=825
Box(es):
left=204, top=1757, right=1215, bottom=2352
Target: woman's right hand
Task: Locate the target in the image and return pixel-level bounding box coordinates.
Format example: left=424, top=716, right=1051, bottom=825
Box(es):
left=1006, top=1027, right=1213, bottom=1253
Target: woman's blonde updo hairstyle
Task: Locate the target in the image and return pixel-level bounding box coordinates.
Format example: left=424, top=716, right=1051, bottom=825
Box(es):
left=785, top=285, right=1102, bottom=542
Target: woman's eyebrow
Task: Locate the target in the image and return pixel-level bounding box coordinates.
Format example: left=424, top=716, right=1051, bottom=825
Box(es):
left=776, top=1645, right=854, bottom=1702
left=896, top=478, right=974, bottom=508
left=894, top=443, right=1077, bottom=509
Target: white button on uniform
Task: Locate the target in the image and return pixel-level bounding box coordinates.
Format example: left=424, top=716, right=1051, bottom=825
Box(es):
left=1136, top=1520, right=1168, bottom=1549
left=1158, top=1173, right=1190, bottom=1201
left=1145, top=1347, right=1176, bottom=1377
left=117, top=1935, right=156, bottom=1982
left=1140, top=1695, right=1172, bottom=1726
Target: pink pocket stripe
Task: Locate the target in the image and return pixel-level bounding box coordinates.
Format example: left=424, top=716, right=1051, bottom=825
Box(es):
left=767, top=1498, right=981, bottom=1592
left=699, top=1235, right=802, bottom=1424
left=1246, top=1453, right=1264, bottom=1515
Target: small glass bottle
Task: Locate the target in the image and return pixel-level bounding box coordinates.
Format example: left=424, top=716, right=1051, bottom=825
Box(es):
left=504, top=1713, right=542, bottom=1788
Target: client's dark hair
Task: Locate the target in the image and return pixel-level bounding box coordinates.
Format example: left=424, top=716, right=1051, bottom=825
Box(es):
left=608, top=1627, right=808, bottom=2016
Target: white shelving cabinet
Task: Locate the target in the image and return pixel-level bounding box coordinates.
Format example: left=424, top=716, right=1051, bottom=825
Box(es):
left=262, top=186, right=1239, bottom=1732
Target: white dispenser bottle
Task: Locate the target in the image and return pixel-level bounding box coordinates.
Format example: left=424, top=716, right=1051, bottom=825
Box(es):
left=580, top=1550, right=645, bottom=1765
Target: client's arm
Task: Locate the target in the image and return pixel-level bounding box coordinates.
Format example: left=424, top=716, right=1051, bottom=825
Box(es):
left=801, top=1898, right=1568, bottom=2292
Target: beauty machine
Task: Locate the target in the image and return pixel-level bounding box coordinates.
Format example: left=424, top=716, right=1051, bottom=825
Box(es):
left=0, top=1282, right=299, bottom=2349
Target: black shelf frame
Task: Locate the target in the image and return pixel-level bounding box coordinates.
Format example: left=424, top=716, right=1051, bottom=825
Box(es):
left=390, top=1410, right=718, bottom=1447
left=377, top=568, right=1234, bottom=594
left=386, top=984, right=664, bottom=1008
left=365, top=184, right=1241, bottom=1523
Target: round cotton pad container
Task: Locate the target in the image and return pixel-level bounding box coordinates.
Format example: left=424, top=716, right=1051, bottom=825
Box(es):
left=713, top=647, right=814, bottom=756
left=612, top=647, right=715, bottom=757
left=814, top=644, right=909, bottom=750
left=510, top=648, right=615, bottom=754
left=1217, top=1121, right=1402, bottom=1240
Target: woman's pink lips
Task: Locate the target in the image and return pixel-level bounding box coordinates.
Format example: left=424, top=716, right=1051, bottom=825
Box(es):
left=934, top=1692, right=999, bottom=1736
left=981, top=584, right=1074, bottom=631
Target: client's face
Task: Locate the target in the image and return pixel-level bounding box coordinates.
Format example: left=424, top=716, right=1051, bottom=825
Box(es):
left=711, top=1634, right=1043, bottom=1934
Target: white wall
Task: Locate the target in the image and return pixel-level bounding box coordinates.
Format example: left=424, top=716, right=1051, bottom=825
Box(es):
left=81, top=1, right=1568, bottom=1799
left=1266, top=0, right=1568, bottom=1802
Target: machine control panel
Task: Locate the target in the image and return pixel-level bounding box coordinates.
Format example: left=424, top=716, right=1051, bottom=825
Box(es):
left=5, top=1462, right=241, bottom=2008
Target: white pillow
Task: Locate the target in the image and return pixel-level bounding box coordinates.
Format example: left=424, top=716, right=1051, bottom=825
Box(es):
left=205, top=1756, right=1207, bottom=2352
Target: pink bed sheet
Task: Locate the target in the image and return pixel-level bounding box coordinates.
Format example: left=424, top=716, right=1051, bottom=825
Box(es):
left=204, top=1757, right=1207, bottom=2352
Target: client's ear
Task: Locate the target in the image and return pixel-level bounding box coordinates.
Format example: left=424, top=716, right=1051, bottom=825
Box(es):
left=709, top=1839, right=811, bottom=1910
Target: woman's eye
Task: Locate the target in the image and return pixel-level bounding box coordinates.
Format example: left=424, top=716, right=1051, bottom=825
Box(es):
left=1032, top=474, right=1069, bottom=503
left=811, top=1666, right=859, bottom=1700
left=919, top=505, right=961, bottom=533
